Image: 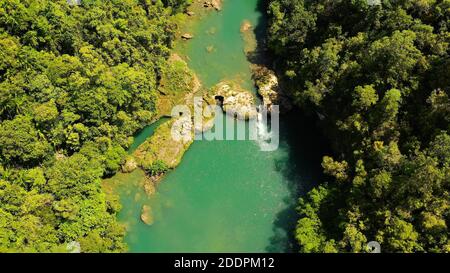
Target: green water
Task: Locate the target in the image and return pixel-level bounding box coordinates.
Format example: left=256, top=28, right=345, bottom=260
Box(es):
left=177, top=0, right=264, bottom=89
left=127, top=118, right=169, bottom=154
left=112, top=0, right=326, bottom=253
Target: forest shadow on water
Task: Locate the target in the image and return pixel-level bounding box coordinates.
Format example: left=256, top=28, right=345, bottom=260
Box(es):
left=245, top=0, right=271, bottom=66
left=265, top=111, right=329, bottom=253
left=244, top=0, right=330, bottom=253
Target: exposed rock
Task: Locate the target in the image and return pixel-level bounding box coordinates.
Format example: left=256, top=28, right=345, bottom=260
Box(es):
left=134, top=118, right=193, bottom=170
left=181, top=33, right=194, bottom=40
left=171, top=116, right=193, bottom=143
left=203, top=0, right=222, bottom=11
left=140, top=205, right=154, bottom=225
left=239, top=18, right=287, bottom=113
left=201, top=117, right=215, bottom=132
left=194, top=95, right=217, bottom=133
left=253, top=66, right=292, bottom=113
left=213, top=81, right=257, bottom=120
left=211, top=0, right=222, bottom=11
left=122, top=156, right=137, bottom=173
left=186, top=11, right=195, bottom=16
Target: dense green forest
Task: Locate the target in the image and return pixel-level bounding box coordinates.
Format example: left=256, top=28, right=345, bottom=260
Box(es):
left=267, top=0, right=450, bottom=252
left=0, top=0, right=189, bottom=252
left=1, top=0, right=449, bottom=254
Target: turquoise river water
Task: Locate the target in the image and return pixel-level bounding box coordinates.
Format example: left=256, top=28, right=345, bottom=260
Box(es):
left=108, top=0, right=326, bottom=253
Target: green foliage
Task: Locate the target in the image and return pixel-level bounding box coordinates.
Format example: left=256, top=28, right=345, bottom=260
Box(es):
left=352, top=85, right=378, bottom=110
left=160, top=59, right=195, bottom=95
left=147, top=159, right=169, bottom=176
left=160, top=0, right=192, bottom=13
left=0, top=115, right=52, bottom=166
left=268, top=0, right=450, bottom=252
left=296, top=186, right=339, bottom=253
left=0, top=0, right=188, bottom=252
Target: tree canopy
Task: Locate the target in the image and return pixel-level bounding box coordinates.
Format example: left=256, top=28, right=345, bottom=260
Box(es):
left=0, top=0, right=189, bottom=252
left=267, top=0, right=450, bottom=252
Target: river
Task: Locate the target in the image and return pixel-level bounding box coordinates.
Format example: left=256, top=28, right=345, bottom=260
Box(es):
left=106, top=0, right=327, bottom=253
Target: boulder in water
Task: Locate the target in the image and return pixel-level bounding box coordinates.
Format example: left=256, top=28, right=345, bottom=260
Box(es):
left=181, top=33, right=194, bottom=40
left=140, top=205, right=154, bottom=225
left=252, top=66, right=292, bottom=113
left=212, top=81, right=257, bottom=120
left=211, top=0, right=222, bottom=11
left=203, top=0, right=222, bottom=11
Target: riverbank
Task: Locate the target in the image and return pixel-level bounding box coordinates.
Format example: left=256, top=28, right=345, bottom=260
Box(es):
left=102, top=0, right=227, bottom=227
left=108, top=0, right=280, bottom=199
left=104, top=0, right=327, bottom=253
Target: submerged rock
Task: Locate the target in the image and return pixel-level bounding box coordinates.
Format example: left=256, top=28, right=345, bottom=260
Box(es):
left=240, top=20, right=257, bottom=55
left=213, top=81, right=257, bottom=120
left=206, top=27, right=217, bottom=35
left=240, top=20, right=252, bottom=33
left=143, top=179, right=156, bottom=196
left=134, top=192, right=142, bottom=202
left=140, top=205, right=154, bottom=225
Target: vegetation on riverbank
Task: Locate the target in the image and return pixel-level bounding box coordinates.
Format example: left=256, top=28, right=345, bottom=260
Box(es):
left=100, top=0, right=217, bottom=228
left=134, top=118, right=193, bottom=172
left=267, top=0, right=450, bottom=252
left=3, top=0, right=448, bottom=254
left=0, top=0, right=191, bottom=252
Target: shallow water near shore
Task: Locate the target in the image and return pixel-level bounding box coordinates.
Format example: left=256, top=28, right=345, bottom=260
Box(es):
left=110, top=0, right=326, bottom=252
